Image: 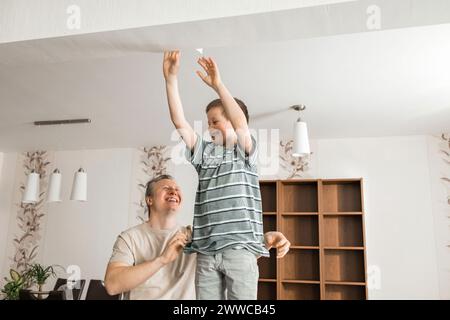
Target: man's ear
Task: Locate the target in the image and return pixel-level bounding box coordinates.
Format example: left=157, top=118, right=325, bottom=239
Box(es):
left=145, top=196, right=152, bottom=207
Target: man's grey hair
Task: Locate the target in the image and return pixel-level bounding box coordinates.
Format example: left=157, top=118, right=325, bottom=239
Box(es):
left=145, top=174, right=175, bottom=199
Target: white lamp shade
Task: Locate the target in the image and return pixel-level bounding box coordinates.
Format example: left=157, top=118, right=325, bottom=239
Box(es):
left=22, top=172, right=40, bottom=203
left=47, top=171, right=62, bottom=202
left=70, top=169, right=87, bottom=201
left=293, top=120, right=311, bottom=157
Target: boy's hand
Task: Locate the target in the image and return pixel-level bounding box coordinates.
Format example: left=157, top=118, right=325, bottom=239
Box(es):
left=196, top=57, right=222, bottom=91
left=163, top=51, right=180, bottom=81
left=264, top=231, right=291, bottom=258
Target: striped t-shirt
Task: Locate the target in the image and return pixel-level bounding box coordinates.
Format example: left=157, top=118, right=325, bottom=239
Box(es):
left=184, top=133, right=269, bottom=257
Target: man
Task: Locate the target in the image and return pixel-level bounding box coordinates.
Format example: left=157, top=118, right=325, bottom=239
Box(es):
left=104, top=175, right=290, bottom=300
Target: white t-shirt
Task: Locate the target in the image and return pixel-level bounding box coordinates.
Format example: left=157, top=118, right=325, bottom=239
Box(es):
left=108, top=223, right=196, bottom=300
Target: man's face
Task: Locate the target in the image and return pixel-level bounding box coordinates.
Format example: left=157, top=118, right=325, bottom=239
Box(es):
left=147, top=179, right=182, bottom=213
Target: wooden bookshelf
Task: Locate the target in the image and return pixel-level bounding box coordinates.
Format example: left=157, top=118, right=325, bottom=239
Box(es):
left=257, top=181, right=278, bottom=300
left=257, top=282, right=277, bottom=300
left=257, top=179, right=368, bottom=300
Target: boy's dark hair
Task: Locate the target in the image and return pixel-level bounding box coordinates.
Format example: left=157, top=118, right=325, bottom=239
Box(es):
left=205, top=98, right=249, bottom=123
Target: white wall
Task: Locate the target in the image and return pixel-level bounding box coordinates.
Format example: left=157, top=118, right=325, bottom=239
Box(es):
left=314, top=135, right=440, bottom=299
left=259, top=134, right=444, bottom=299
left=426, top=135, right=450, bottom=299
left=41, top=149, right=134, bottom=282
left=0, top=152, right=4, bottom=274
left=0, top=152, right=17, bottom=278
left=0, top=147, right=197, bottom=287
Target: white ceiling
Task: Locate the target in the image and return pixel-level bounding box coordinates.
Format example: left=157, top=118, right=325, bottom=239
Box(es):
left=0, top=17, right=449, bottom=152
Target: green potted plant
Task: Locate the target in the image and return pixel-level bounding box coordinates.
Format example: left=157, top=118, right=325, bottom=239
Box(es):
left=24, top=263, right=59, bottom=299
left=1, top=269, right=27, bottom=300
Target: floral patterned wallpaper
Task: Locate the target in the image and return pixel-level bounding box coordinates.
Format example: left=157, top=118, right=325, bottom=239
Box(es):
left=11, top=151, right=50, bottom=273
left=439, top=134, right=450, bottom=206
left=279, top=139, right=311, bottom=178
left=135, top=146, right=171, bottom=223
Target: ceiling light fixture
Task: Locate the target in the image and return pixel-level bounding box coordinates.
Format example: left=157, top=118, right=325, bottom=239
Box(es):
left=70, top=168, right=87, bottom=201
left=291, top=104, right=311, bottom=158
left=22, top=170, right=40, bottom=203
left=47, top=169, right=62, bottom=203
left=34, top=119, right=91, bottom=126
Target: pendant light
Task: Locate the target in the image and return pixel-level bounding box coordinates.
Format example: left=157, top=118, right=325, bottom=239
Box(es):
left=70, top=168, right=87, bottom=201
left=291, top=105, right=311, bottom=157
left=22, top=170, right=40, bottom=203
left=47, top=169, right=62, bottom=202
left=32, top=118, right=91, bottom=202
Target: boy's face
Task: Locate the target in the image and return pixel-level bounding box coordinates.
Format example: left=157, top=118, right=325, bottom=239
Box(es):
left=206, top=106, right=236, bottom=146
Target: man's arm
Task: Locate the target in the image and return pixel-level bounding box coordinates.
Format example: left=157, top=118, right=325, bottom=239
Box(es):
left=104, top=230, right=187, bottom=296
left=104, top=258, right=165, bottom=295
left=196, top=57, right=253, bottom=154
left=163, top=51, right=197, bottom=151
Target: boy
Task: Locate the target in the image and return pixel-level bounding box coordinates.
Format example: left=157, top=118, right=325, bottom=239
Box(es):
left=163, top=51, right=269, bottom=300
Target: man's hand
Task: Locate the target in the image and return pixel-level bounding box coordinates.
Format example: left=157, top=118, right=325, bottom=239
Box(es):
left=160, top=231, right=187, bottom=265
left=163, top=51, right=180, bottom=81
left=196, top=57, right=222, bottom=91
left=264, top=232, right=291, bottom=258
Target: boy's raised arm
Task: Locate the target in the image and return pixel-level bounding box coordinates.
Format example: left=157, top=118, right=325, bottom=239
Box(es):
left=163, top=51, right=197, bottom=151
left=196, top=57, right=253, bottom=154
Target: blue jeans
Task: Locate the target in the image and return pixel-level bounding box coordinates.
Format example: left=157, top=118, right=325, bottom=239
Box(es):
left=195, top=248, right=259, bottom=300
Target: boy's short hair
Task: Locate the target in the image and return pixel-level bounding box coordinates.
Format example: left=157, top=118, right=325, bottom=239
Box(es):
left=205, top=98, right=249, bottom=123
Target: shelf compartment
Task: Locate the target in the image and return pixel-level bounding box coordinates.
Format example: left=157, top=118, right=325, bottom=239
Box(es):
left=263, top=215, right=277, bottom=234
left=281, top=283, right=320, bottom=300
left=324, top=284, right=366, bottom=300
left=260, top=182, right=277, bottom=213
left=258, top=248, right=277, bottom=279
left=281, top=215, right=319, bottom=247
left=282, top=249, right=320, bottom=281
left=281, top=181, right=318, bottom=213
left=257, top=282, right=277, bottom=300
left=322, top=181, right=362, bottom=212
left=260, top=216, right=277, bottom=279
left=324, top=249, right=365, bottom=283
left=323, top=215, right=364, bottom=247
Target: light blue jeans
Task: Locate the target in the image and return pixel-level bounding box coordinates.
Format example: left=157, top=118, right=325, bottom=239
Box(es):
left=195, top=248, right=259, bottom=300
